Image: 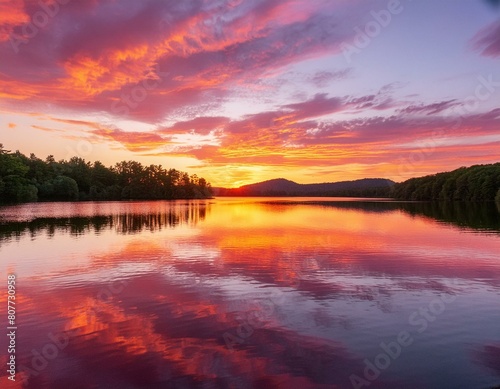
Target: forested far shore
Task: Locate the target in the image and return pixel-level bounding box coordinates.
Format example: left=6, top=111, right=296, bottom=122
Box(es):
left=0, top=145, right=213, bottom=203
left=393, top=163, right=500, bottom=202
left=1, top=144, right=499, bottom=204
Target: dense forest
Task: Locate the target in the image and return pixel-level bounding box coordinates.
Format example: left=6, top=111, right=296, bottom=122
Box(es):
left=2, top=143, right=499, bottom=204
left=0, top=144, right=212, bottom=203
left=392, top=163, right=500, bottom=202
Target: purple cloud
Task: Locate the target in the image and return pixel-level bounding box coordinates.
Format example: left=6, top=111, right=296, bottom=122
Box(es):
left=471, top=19, right=500, bottom=57
left=398, top=100, right=461, bottom=115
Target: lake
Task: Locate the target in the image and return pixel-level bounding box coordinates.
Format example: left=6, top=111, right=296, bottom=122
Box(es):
left=1, top=198, right=499, bottom=389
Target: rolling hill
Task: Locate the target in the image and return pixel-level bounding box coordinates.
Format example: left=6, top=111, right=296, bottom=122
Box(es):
left=214, top=178, right=395, bottom=197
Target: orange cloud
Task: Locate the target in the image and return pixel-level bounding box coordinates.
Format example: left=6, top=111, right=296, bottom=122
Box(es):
left=0, top=0, right=498, bottom=187
left=0, top=0, right=29, bottom=42
left=0, top=0, right=354, bottom=123
left=92, top=127, right=170, bottom=152
left=31, top=124, right=63, bottom=132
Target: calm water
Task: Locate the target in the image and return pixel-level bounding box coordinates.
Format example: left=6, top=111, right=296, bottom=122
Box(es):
left=0, top=198, right=499, bottom=389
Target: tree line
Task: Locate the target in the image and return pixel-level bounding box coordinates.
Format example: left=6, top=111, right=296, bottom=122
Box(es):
left=0, top=209, right=208, bottom=240
left=392, top=163, right=500, bottom=202
left=0, top=144, right=212, bottom=203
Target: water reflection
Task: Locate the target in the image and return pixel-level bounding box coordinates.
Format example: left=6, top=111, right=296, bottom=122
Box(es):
left=401, top=201, right=500, bottom=232
left=0, top=272, right=376, bottom=388
left=0, top=198, right=499, bottom=389
left=1, top=200, right=499, bottom=241
left=260, top=200, right=500, bottom=232
left=0, top=201, right=209, bottom=240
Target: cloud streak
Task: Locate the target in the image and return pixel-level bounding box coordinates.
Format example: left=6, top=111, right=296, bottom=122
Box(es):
left=472, top=19, right=500, bottom=57
left=0, top=0, right=354, bottom=122
left=1, top=0, right=499, bottom=185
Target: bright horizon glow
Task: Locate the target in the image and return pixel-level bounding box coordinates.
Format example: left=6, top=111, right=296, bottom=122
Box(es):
left=1, top=0, right=499, bottom=187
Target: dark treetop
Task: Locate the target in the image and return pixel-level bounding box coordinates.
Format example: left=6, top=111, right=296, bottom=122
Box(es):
left=392, top=163, right=500, bottom=202
left=0, top=144, right=212, bottom=203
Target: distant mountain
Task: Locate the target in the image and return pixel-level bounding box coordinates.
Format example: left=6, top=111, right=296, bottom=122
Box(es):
left=214, top=178, right=395, bottom=197
left=240, top=178, right=302, bottom=192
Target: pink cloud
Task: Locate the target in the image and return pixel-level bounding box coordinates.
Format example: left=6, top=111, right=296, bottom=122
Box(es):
left=282, top=93, right=344, bottom=120
left=0, top=0, right=356, bottom=122
left=159, top=117, right=230, bottom=136
left=309, top=69, right=352, bottom=87
left=112, top=103, right=500, bottom=173
left=92, top=127, right=169, bottom=152
left=397, top=100, right=461, bottom=115
left=1, top=0, right=498, bottom=184
left=472, top=19, right=500, bottom=57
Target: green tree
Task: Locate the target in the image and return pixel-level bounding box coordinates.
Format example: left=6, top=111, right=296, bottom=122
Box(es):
left=60, top=157, right=92, bottom=193
left=1, top=176, right=38, bottom=202
left=25, top=153, right=54, bottom=183
left=394, top=163, right=500, bottom=202
left=0, top=146, right=213, bottom=203
left=91, top=161, right=116, bottom=188
left=51, top=176, right=79, bottom=201
left=0, top=153, right=29, bottom=177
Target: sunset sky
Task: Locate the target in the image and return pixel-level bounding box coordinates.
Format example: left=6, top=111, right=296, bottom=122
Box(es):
left=1, top=0, right=499, bottom=187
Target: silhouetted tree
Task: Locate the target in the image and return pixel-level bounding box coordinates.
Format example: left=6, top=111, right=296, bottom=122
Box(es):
left=0, top=147, right=213, bottom=204
left=393, top=163, right=500, bottom=201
